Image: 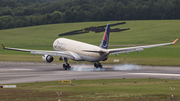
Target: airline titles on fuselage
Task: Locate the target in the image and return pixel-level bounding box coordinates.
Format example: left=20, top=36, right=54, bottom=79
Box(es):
left=54, top=41, right=67, bottom=50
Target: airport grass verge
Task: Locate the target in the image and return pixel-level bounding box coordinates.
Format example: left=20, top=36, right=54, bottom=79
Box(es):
left=0, top=78, right=180, bottom=101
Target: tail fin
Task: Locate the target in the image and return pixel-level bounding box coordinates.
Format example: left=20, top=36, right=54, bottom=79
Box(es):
left=99, top=24, right=110, bottom=49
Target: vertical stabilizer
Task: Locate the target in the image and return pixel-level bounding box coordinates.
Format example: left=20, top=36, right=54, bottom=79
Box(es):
left=99, top=24, right=110, bottom=49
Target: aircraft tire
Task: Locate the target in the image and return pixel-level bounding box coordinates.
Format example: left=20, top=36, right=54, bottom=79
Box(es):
left=63, top=64, right=66, bottom=68
left=63, top=64, right=71, bottom=70
left=99, top=65, right=102, bottom=69
left=94, top=63, right=97, bottom=68
left=94, top=63, right=103, bottom=69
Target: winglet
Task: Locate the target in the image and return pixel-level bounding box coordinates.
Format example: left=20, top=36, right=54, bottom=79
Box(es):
left=173, top=38, right=178, bottom=44
left=2, top=44, right=5, bottom=49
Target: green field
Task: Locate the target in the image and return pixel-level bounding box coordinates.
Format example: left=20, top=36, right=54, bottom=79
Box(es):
left=1, top=78, right=180, bottom=101
left=0, top=20, right=180, bottom=66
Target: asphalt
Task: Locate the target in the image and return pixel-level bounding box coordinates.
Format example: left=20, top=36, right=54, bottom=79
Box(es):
left=0, top=61, right=180, bottom=84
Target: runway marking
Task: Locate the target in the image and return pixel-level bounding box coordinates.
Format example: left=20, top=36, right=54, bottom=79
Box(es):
left=0, top=68, right=34, bottom=71
left=11, top=69, right=34, bottom=71
left=128, top=73, right=180, bottom=76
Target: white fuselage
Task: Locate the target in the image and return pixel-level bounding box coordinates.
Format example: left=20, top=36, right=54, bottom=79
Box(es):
left=53, top=38, right=109, bottom=62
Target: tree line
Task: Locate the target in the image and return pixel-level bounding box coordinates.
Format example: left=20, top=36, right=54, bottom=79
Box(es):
left=0, top=0, right=180, bottom=29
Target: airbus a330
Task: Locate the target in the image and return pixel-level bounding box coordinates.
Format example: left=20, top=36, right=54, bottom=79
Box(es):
left=2, top=24, right=178, bottom=70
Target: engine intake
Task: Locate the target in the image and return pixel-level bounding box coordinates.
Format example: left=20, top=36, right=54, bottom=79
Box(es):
left=42, top=55, right=54, bottom=63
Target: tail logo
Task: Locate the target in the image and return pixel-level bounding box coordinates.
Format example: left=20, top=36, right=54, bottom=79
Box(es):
left=100, top=24, right=110, bottom=49
left=102, top=31, right=108, bottom=47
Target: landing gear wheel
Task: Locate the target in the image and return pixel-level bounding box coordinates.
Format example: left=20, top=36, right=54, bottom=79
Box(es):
left=94, top=63, right=97, bottom=68
left=99, top=64, right=102, bottom=69
left=63, top=58, right=71, bottom=70
left=94, top=62, right=103, bottom=69
left=65, top=67, right=67, bottom=70
left=63, top=63, right=71, bottom=70
left=63, top=64, right=66, bottom=68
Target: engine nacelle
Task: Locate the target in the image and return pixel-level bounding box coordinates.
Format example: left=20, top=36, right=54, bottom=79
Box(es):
left=42, top=55, right=54, bottom=63
left=102, top=57, right=108, bottom=61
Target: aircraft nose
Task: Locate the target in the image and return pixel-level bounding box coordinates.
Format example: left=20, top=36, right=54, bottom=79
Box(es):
left=53, top=39, right=59, bottom=48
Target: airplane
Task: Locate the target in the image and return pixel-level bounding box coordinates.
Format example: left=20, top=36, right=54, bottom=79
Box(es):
left=2, top=24, right=178, bottom=70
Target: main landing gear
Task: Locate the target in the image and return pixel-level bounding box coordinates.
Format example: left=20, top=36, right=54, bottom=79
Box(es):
left=63, top=57, right=71, bottom=70
left=94, top=62, right=102, bottom=69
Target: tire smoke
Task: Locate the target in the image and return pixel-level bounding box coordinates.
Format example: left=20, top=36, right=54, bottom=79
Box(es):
left=71, top=64, right=105, bottom=71
left=113, top=64, right=141, bottom=70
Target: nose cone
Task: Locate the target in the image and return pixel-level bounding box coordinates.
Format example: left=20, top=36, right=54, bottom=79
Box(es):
left=53, top=38, right=59, bottom=50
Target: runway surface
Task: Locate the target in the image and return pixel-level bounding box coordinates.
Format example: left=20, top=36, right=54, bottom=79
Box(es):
left=0, top=61, right=180, bottom=84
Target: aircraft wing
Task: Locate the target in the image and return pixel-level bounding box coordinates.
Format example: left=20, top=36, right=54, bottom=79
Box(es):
left=108, top=38, right=178, bottom=55
left=1, top=44, right=75, bottom=59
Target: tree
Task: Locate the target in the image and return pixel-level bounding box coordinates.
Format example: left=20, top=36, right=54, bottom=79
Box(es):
left=2, top=6, right=14, bottom=16
left=0, top=0, right=180, bottom=30
left=51, top=11, right=62, bottom=23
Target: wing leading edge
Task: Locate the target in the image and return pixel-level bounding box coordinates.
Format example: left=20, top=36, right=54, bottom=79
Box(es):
left=1, top=44, right=75, bottom=59
left=1, top=38, right=178, bottom=59
left=108, top=38, right=178, bottom=55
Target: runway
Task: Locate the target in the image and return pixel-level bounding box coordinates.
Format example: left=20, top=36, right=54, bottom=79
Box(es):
left=0, top=61, right=180, bottom=84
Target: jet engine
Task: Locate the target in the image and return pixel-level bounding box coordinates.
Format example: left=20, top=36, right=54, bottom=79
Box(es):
left=42, top=55, right=54, bottom=63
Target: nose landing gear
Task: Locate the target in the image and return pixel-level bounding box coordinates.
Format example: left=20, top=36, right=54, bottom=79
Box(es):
left=63, top=58, right=71, bottom=70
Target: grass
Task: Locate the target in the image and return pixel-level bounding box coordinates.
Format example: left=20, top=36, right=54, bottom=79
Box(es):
left=0, top=20, right=180, bottom=66
left=1, top=78, right=180, bottom=101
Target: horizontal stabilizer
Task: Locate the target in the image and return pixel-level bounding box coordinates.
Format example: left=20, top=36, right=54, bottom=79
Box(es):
left=82, top=50, right=106, bottom=53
